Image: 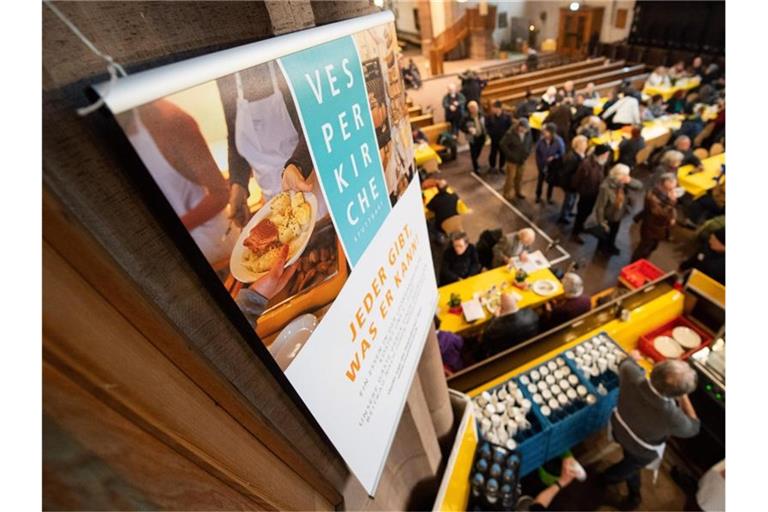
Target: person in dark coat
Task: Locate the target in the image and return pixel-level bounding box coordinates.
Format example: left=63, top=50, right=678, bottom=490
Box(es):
left=516, top=89, right=539, bottom=119
left=655, top=135, right=702, bottom=169
left=500, top=118, right=533, bottom=200
left=459, top=69, right=486, bottom=104
left=460, top=100, right=488, bottom=174
left=544, top=98, right=573, bottom=145
left=439, top=231, right=482, bottom=285
left=482, top=293, right=540, bottom=358
left=672, top=105, right=706, bottom=142
left=426, top=180, right=460, bottom=233
left=442, top=83, right=466, bottom=135
left=572, top=144, right=611, bottom=241
left=545, top=273, right=592, bottom=329
left=617, top=125, right=646, bottom=170
left=485, top=100, right=512, bottom=173
left=558, top=135, right=588, bottom=224
left=680, top=228, right=725, bottom=284
left=631, top=173, right=677, bottom=261
left=534, top=123, right=566, bottom=204
left=571, top=94, right=594, bottom=135
left=593, top=164, right=643, bottom=255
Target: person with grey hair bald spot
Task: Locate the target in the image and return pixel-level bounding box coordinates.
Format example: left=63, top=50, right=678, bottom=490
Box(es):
left=599, top=352, right=700, bottom=510
left=544, top=272, right=592, bottom=329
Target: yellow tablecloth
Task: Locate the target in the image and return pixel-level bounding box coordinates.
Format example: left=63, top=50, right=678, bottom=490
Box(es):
left=677, top=152, right=725, bottom=199
left=589, top=116, right=680, bottom=158
left=643, top=76, right=701, bottom=101
left=423, top=186, right=470, bottom=218
left=436, top=266, right=563, bottom=334
left=414, top=143, right=442, bottom=167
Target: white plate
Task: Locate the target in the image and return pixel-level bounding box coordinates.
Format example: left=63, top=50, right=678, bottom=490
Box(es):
left=654, top=335, right=684, bottom=358
left=229, top=192, right=318, bottom=283
left=672, top=326, right=702, bottom=349
left=531, top=279, right=558, bottom=296
left=269, top=313, right=318, bottom=371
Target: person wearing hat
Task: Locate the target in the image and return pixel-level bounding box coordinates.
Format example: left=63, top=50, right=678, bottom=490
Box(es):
left=631, top=173, right=678, bottom=262
left=571, top=144, right=611, bottom=241
left=680, top=228, right=725, bottom=284
left=500, top=117, right=533, bottom=200
left=481, top=292, right=540, bottom=359
left=485, top=100, right=512, bottom=174
left=593, top=163, right=643, bottom=255
left=544, top=272, right=592, bottom=329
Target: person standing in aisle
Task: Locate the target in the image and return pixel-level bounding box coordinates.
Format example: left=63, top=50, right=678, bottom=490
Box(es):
left=500, top=118, right=533, bottom=201
left=558, top=135, right=588, bottom=224
left=631, top=173, right=678, bottom=262
left=617, top=126, right=646, bottom=170
left=485, top=100, right=512, bottom=174
left=442, top=83, right=466, bottom=136
left=534, top=123, right=566, bottom=205
left=599, top=355, right=700, bottom=510
left=461, top=100, right=488, bottom=175
left=593, top=164, right=643, bottom=255
left=571, top=144, right=611, bottom=242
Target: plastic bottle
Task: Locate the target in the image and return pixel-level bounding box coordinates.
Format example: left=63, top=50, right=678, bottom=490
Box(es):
left=485, top=478, right=500, bottom=505
left=471, top=472, right=485, bottom=498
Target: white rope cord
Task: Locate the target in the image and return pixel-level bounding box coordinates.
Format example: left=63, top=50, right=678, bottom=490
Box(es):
left=44, top=0, right=128, bottom=115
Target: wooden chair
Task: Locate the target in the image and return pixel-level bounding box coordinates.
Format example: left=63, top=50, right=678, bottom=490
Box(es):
left=693, top=148, right=709, bottom=161
left=709, top=142, right=724, bottom=156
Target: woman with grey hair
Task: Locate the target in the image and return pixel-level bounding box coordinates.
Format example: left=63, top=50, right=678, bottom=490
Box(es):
left=631, top=173, right=678, bottom=261
left=652, top=149, right=684, bottom=183
left=592, top=164, right=643, bottom=255
left=600, top=352, right=700, bottom=509
left=545, top=272, right=591, bottom=328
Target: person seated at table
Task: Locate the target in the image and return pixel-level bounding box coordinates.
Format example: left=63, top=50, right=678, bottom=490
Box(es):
left=621, top=79, right=642, bottom=101
left=401, top=58, right=422, bottom=89
left=672, top=104, right=706, bottom=142
left=439, top=231, right=482, bottom=285
left=701, top=63, right=724, bottom=87
left=689, top=56, right=705, bottom=77
left=583, top=81, right=600, bottom=102
left=491, top=227, right=536, bottom=268
left=685, top=181, right=725, bottom=228
left=544, top=272, right=591, bottom=328
left=657, top=135, right=702, bottom=169
left=576, top=115, right=605, bottom=139
left=631, top=173, right=678, bottom=262
left=412, top=127, right=428, bottom=144
left=667, top=89, right=688, bottom=114
left=538, top=86, right=558, bottom=111
left=646, top=66, right=671, bottom=88
left=516, top=88, right=539, bottom=119
left=544, top=97, right=573, bottom=144
left=426, top=179, right=460, bottom=233
left=601, top=90, right=640, bottom=129
left=648, top=94, right=667, bottom=118
left=652, top=149, right=684, bottom=183
left=601, top=88, right=618, bottom=113
left=560, top=79, right=576, bottom=99
left=669, top=60, right=688, bottom=81
left=617, top=125, right=645, bottom=170
left=482, top=292, right=540, bottom=358
left=485, top=100, right=512, bottom=174
left=437, top=328, right=465, bottom=374
left=558, top=135, right=588, bottom=224
left=680, top=227, right=725, bottom=284
left=571, top=93, right=594, bottom=132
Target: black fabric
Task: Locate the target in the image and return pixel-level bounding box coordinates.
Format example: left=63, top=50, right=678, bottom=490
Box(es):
left=426, top=189, right=459, bottom=229
left=476, top=229, right=503, bottom=269
left=574, top=194, right=598, bottom=235
left=482, top=309, right=540, bottom=358
left=439, top=244, right=482, bottom=285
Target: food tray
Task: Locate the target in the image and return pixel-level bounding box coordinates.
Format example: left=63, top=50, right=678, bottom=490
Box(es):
left=619, top=259, right=665, bottom=289
left=638, top=316, right=713, bottom=362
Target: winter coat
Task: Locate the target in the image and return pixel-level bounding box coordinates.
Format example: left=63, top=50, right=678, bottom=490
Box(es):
left=594, top=177, right=643, bottom=225
left=638, top=187, right=677, bottom=241
left=500, top=128, right=533, bottom=165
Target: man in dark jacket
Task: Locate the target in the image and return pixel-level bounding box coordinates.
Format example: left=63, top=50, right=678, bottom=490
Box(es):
left=631, top=173, right=677, bottom=261
left=572, top=144, right=611, bottom=241
left=460, top=100, right=488, bottom=174
left=515, top=89, right=539, bottom=119
left=680, top=228, right=725, bottom=284
left=601, top=355, right=700, bottom=510
left=618, top=126, right=646, bottom=170
left=558, top=135, right=588, bottom=224
left=482, top=293, right=539, bottom=358
left=439, top=231, right=482, bottom=285
left=500, top=118, right=533, bottom=200
left=426, top=180, right=460, bottom=233
left=544, top=98, right=573, bottom=145
left=459, top=69, right=486, bottom=104
left=535, top=123, right=566, bottom=204
left=545, top=273, right=591, bottom=329
left=485, top=100, right=512, bottom=173
left=656, top=135, right=702, bottom=169
left=442, top=83, right=466, bottom=135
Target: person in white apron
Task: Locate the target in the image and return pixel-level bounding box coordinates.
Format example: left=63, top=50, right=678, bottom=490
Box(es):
left=123, top=102, right=239, bottom=265
left=219, top=62, right=327, bottom=227
left=601, top=354, right=700, bottom=510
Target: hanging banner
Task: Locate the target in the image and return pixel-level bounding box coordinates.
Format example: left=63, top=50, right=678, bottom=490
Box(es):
left=95, top=11, right=437, bottom=494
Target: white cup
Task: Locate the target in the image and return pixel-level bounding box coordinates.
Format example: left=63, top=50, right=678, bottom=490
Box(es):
left=551, top=384, right=562, bottom=395
left=565, top=350, right=575, bottom=359
left=479, top=391, right=491, bottom=406
left=547, top=361, right=558, bottom=372
left=485, top=404, right=496, bottom=417
left=540, top=366, right=550, bottom=377
left=520, top=399, right=532, bottom=413
left=554, top=369, right=564, bottom=380
left=584, top=341, right=593, bottom=351
left=548, top=398, right=560, bottom=410
left=491, top=414, right=501, bottom=427
left=497, top=427, right=509, bottom=444
left=561, top=365, right=572, bottom=376
left=532, top=393, right=544, bottom=404
left=514, top=390, right=525, bottom=402
left=566, top=388, right=578, bottom=400
left=537, top=381, right=548, bottom=392
left=559, top=379, right=570, bottom=390
left=507, top=381, right=518, bottom=394
left=541, top=405, right=551, bottom=417
left=542, top=389, right=553, bottom=400
left=576, top=384, right=588, bottom=397
left=576, top=345, right=586, bottom=355
left=487, top=431, right=499, bottom=444
left=506, top=439, right=517, bottom=450
left=586, top=394, right=598, bottom=405
left=496, top=402, right=506, bottom=414
left=568, top=374, right=580, bottom=386
left=599, top=345, right=608, bottom=354
left=545, top=375, right=556, bottom=386
left=498, top=388, right=508, bottom=401
left=480, top=418, right=492, bottom=434
left=519, top=375, right=530, bottom=386
left=556, top=357, right=566, bottom=367
left=598, top=358, right=608, bottom=374
left=530, top=370, right=541, bottom=382
left=506, top=421, right=518, bottom=437
left=558, top=393, right=569, bottom=406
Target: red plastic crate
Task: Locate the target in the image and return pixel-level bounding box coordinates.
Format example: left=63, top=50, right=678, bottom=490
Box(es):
left=638, top=316, right=713, bottom=362
left=619, top=259, right=665, bottom=289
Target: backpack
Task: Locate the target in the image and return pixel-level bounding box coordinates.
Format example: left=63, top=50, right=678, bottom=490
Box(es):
left=437, top=131, right=458, bottom=161
left=476, top=229, right=503, bottom=269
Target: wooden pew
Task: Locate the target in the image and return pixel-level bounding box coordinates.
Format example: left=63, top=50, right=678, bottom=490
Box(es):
left=408, top=105, right=423, bottom=117
left=483, top=60, right=630, bottom=105
left=494, top=65, right=646, bottom=107
left=420, top=121, right=452, bottom=153
left=410, top=112, right=436, bottom=129
left=483, top=58, right=608, bottom=93
left=476, top=51, right=566, bottom=81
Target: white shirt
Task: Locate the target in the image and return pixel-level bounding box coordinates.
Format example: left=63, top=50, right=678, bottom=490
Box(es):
left=602, top=96, right=641, bottom=125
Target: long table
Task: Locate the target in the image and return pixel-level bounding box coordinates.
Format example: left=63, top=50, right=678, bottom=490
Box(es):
left=437, top=266, right=563, bottom=335
left=642, top=76, right=701, bottom=101
left=677, top=152, right=725, bottom=199
left=529, top=97, right=608, bottom=131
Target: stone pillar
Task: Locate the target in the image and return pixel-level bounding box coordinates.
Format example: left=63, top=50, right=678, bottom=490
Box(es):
left=417, top=0, right=434, bottom=58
